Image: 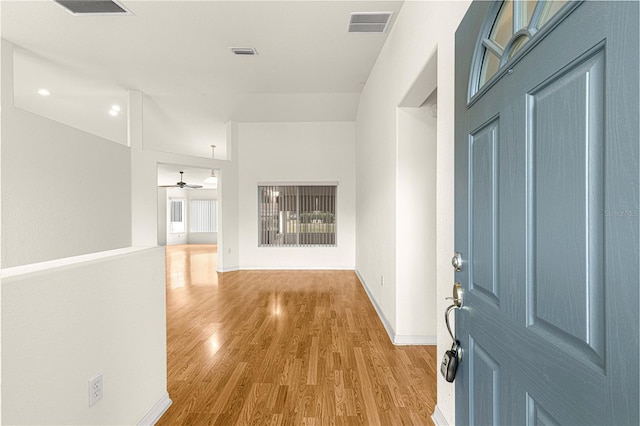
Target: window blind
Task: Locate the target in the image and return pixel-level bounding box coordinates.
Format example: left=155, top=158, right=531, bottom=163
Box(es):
left=170, top=200, right=183, bottom=222
left=190, top=199, right=217, bottom=233
left=169, top=199, right=185, bottom=233
left=258, top=185, right=336, bottom=247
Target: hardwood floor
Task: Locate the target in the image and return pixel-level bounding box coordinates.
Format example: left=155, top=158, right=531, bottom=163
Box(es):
left=158, top=245, right=437, bottom=425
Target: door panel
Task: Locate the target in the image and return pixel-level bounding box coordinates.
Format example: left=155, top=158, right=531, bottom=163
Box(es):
left=527, top=47, right=606, bottom=366
left=470, top=119, right=500, bottom=304
left=526, top=394, right=560, bottom=426
left=455, top=1, right=639, bottom=425
left=469, top=337, right=500, bottom=426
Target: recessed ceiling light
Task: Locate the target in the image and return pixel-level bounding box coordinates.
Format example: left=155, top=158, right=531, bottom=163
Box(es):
left=37, top=89, right=51, bottom=96
left=109, top=104, right=122, bottom=116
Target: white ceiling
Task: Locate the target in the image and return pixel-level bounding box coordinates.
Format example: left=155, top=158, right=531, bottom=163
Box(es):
left=2, top=0, right=404, bottom=162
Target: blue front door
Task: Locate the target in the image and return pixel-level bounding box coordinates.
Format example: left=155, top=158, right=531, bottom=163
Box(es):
left=454, top=1, right=639, bottom=424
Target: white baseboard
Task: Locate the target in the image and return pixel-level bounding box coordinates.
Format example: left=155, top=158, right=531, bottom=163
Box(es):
left=431, top=405, right=450, bottom=426
left=138, top=392, right=172, bottom=426
left=355, top=269, right=396, bottom=343
left=355, top=269, right=436, bottom=346
left=217, top=266, right=239, bottom=272
left=394, top=334, right=437, bottom=345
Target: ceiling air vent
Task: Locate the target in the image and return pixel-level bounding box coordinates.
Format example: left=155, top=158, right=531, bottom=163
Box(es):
left=229, top=47, right=258, bottom=56
left=348, top=12, right=393, bottom=33
left=54, top=0, right=132, bottom=15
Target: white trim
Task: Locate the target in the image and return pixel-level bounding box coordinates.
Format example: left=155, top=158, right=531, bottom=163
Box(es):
left=394, top=334, right=437, bottom=345
left=431, top=405, right=450, bottom=426
left=355, top=269, right=396, bottom=343
left=0, top=246, right=158, bottom=280
left=138, top=392, right=172, bottom=426
left=217, top=266, right=240, bottom=273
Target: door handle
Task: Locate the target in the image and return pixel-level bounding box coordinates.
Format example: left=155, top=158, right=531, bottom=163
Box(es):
left=444, top=282, right=463, bottom=342
left=446, top=281, right=463, bottom=308
left=441, top=282, right=463, bottom=382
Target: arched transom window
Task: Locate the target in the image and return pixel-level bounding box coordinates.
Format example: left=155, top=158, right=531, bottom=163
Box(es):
left=470, top=0, right=577, bottom=100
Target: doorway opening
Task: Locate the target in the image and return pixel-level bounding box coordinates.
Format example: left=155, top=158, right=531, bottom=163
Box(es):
left=156, top=164, right=222, bottom=268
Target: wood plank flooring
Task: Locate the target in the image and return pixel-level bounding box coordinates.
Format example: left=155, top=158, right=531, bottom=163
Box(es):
left=158, top=245, right=437, bottom=425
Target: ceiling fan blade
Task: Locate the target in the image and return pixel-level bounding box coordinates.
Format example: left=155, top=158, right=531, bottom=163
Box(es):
left=158, top=171, right=201, bottom=188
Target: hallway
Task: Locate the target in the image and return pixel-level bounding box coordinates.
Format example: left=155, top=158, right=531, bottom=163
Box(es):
left=159, top=245, right=437, bottom=425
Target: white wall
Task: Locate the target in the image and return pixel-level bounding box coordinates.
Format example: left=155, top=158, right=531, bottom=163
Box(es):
left=217, top=121, right=240, bottom=271
left=157, top=187, right=167, bottom=246
left=1, top=41, right=131, bottom=268
left=1, top=40, right=169, bottom=425
left=355, top=2, right=471, bottom=424
left=237, top=122, right=356, bottom=270
left=1, top=247, right=168, bottom=425
left=1, top=16, right=5, bottom=419
left=396, top=96, right=437, bottom=342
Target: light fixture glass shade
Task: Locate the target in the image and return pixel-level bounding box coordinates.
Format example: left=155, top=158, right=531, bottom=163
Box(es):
left=204, top=144, right=217, bottom=184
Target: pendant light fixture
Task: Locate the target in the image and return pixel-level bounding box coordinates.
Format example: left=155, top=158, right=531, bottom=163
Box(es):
left=204, top=145, right=217, bottom=184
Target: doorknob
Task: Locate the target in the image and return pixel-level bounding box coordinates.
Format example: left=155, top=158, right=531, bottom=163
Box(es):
left=451, top=252, right=463, bottom=272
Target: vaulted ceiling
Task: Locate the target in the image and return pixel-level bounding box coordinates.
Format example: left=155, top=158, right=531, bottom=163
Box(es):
left=2, top=0, right=404, bottom=164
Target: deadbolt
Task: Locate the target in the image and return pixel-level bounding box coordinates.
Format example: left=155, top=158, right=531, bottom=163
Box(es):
left=451, top=252, right=463, bottom=272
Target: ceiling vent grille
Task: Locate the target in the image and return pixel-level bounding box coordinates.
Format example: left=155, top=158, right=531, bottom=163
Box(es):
left=229, top=47, right=258, bottom=56
left=54, top=0, right=132, bottom=15
left=348, top=12, right=393, bottom=33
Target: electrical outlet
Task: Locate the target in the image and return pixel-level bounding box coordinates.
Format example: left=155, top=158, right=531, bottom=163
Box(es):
left=89, top=374, right=103, bottom=407
left=380, top=275, right=384, bottom=286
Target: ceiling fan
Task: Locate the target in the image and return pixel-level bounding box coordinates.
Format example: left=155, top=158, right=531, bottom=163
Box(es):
left=159, top=171, right=202, bottom=189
